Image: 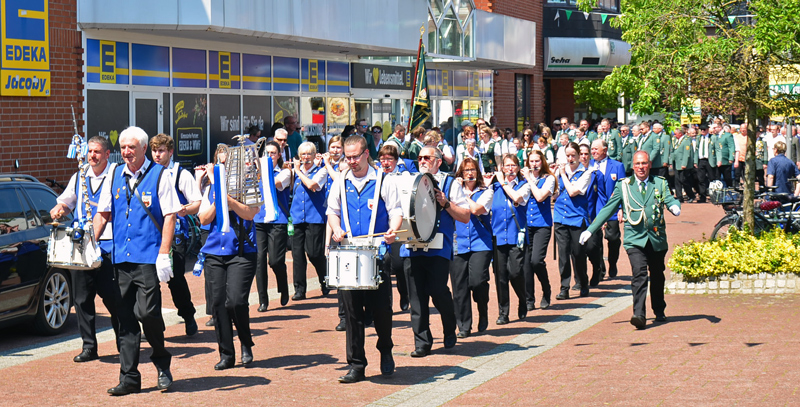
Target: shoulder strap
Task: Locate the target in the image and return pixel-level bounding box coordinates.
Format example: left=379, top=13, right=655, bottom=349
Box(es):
left=339, top=169, right=353, bottom=239
left=133, top=167, right=164, bottom=233
left=366, top=169, right=383, bottom=237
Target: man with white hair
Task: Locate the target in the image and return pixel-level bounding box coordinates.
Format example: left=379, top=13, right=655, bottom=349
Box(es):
left=93, top=126, right=180, bottom=395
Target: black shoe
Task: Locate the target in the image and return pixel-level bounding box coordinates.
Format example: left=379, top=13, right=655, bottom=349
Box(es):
left=527, top=303, right=536, bottom=312
left=321, top=286, right=331, bottom=297
left=364, top=313, right=373, bottom=327
left=571, top=284, right=582, bottom=291
left=556, top=290, right=569, bottom=300
left=205, top=317, right=215, bottom=327
left=410, top=347, right=431, bottom=358
left=540, top=298, right=551, bottom=310
left=518, top=306, right=527, bottom=320
left=608, top=268, right=618, bottom=279
left=400, top=298, right=410, bottom=311
left=280, top=291, right=290, bottom=306
left=107, top=382, right=141, bottom=396
left=589, top=276, right=600, bottom=287
left=630, top=315, right=646, bottom=330
left=380, top=352, right=395, bottom=376
left=580, top=288, right=589, bottom=297
left=185, top=317, right=198, bottom=336
left=241, top=344, right=253, bottom=365
left=338, top=368, right=366, bottom=383
left=214, top=358, right=234, bottom=370
left=257, top=303, right=268, bottom=313
left=456, top=330, right=470, bottom=339
left=496, top=315, right=509, bottom=325
left=156, top=369, right=173, bottom=391
left=478, top=312, right=488, bottom=333
left=73, top=349, right=99, bottom=363
left=335, top=319, right=346, bottom=331
left=292, top=292, right=306, bottom=301
left=697, top=198, right=707, bottom=204
left=655, top=314, right=667, bottom=322
left=443, top=334, right=457, bottom=349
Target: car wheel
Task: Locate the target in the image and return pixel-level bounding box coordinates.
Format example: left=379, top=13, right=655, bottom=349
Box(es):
left=32, top=268, right=71, bottom=335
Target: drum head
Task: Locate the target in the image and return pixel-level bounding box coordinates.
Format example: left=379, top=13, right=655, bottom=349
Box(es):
left=409, top=173, right=440, bottom=242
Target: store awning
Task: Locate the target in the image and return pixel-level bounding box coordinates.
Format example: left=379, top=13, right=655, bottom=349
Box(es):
left=544, top=37, right=630, bottom=73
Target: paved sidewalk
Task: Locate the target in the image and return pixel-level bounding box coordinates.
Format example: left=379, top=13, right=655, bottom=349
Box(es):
left=1, top=202, right=798, bottom=406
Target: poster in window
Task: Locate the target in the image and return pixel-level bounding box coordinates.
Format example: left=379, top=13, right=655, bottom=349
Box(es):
left=243, top=95, right=271, bottom=136
left=172, top=93, right=208, bottom=167
left=274, top=96, right=299, bottom=125
left=86, top=89, right=129, bottom=164
left=209, top=94, right=242, bottom=149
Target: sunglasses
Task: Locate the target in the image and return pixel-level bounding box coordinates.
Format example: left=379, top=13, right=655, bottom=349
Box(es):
left=418, top=155, right=437, bottom=161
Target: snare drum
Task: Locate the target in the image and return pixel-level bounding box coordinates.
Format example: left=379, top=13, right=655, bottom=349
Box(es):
left=47, top=224, right=102, bottom=270
left=326, top=245, right=382, bottom=290
left=394, top=172, right=440, bottom=243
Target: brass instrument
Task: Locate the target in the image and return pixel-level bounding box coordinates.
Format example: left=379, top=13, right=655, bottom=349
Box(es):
left=226, top=135, right=266, bottom=207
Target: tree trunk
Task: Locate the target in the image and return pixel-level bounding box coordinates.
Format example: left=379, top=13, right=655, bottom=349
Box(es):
left=743, top=102, right=758, bottom=232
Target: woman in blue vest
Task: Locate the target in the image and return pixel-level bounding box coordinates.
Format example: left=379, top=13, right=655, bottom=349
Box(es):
left=553, top=142, right=592, bottom=300
left=198, top=162, right=261, bottom=370
left=451, top=157, right=493, bottom=337
left=254, top=141, right=293, bottom=312
left=291, top=142, right=329, bottom=300
left=522, top=150, right=556, bottom=310
left=490, top=154, right=531, bottom=324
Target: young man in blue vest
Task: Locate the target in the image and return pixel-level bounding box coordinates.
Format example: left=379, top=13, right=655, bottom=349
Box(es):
left=400, top=146, right=471, bottom=357
left=327, top=135, right=404, bottom=383
left=94, top=126, right=180, bottom=395
left=150, top=133, right=202, bottom=336
left=50, top=136, right=119, bottom=363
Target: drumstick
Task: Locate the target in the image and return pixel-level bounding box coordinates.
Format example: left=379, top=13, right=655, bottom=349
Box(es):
left=351, top=229, right=408, bottom=239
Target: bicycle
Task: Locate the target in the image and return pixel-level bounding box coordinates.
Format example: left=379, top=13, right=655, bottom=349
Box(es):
left=710, top=187, right=800, bottom=239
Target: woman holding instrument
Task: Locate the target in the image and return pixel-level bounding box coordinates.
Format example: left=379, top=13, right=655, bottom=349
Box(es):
left=521, top=150, right=556, bottom=310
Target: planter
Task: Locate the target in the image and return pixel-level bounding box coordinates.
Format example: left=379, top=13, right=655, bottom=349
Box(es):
left=666, top=272, right=800, bottom=294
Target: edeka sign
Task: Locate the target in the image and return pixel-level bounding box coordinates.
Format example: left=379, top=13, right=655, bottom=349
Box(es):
left=100, top=40, right=116, bottom=84
left=218, top=52, right=231, bottom=89
left=1, top=0, right=50, bottom=97
left=351, top=63, right=412, bottom=90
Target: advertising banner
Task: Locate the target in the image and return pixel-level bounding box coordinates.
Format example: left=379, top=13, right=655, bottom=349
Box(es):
left=173, top=93, right=208, bottom=167
left=1, top=0, right=50, bottom=96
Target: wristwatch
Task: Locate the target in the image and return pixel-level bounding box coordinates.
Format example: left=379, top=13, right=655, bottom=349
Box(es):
left=443, top=200, right=451, bottom=210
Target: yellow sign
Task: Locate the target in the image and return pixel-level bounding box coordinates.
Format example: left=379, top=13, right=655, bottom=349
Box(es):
left=441, top=70, right=449, bottom=96
left=472, top=72, right=480, bottom=98
left=100, top=40, right=116, bottom=84
left=218, top=52, right=231, bottom=89
left=680, top=99, right=701, bottom=125
left=1, top=0, right=50, bottom=96
left=309, top=59, right=318, bottom=92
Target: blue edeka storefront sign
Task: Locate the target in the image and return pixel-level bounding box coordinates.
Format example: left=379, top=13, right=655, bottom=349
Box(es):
left=1, top=0, right=50, bottom=97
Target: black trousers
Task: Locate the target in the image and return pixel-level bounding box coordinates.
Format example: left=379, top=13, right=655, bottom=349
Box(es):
left=387, top=241, right=409, bottom=307
left=167, top=238, right=194, bottom=320
left=586, top=231, right=605, bottom=282
left=494, top=244, right=526, bottom=318
left=114, top=262, right=171, bottom=387
left=554, top=223, right=588, bottom=291
left=403, top=256, right=457, bottom=350
left=734, top=161, right=745, bottom=187
left=718, top=163, right=734, bottom=187
left=255, top=223, right=289, bottom=305
left=674, top=168, right=696, bottom=201
left=525, top=226, right=552, bottom=305
left=626, top=241, right=667, bottom=318
left=695, top=159, right=715, bottom=199
left=206, top=252, right=257, bottom=362
left=292, top=223, right=327, bottom=296
left=603, top=221, right=622, bottom=275
left=449, top=250, right=491, bottom=332
left=73, top=252, right=119, bottom=353
left=654, top=166, right=669, bottom=180
left=342, top=271, right=393, bottom=372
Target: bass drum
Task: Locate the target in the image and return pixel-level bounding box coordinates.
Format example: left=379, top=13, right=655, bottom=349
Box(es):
left=394, top=172, right=440, bottom=243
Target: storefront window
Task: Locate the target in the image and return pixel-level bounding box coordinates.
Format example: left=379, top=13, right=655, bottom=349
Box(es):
left=274, top=96, right=300, bottom=126
left=326, top=97, right=350, bottom=139
left=300, top=96, right=326, bottom=153
left=439, top=9, right=463, bottom=57
left=428, top=0, right=474, bottom=59
left=354, top=99, right=372, bottom=126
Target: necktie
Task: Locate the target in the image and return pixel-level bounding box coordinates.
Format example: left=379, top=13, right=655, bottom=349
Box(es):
left=639, top=181, right=646, bottom=197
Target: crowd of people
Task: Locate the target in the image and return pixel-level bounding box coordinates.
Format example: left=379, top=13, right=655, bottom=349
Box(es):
left=53, top=113, right=798, bottom=393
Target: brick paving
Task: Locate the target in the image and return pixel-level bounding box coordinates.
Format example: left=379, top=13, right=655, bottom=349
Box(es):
left=2, top=201, right=799, bottom=406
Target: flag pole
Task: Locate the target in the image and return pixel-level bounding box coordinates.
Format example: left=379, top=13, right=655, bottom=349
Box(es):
left=407, top=25, right=425, bottom=133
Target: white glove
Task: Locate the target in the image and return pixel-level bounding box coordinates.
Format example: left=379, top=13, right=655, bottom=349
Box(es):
left=579, top=230, right=592, bottom=245
left=156, top=253, right=173, bottom=283
left=669, top=205, right=681, bottom=216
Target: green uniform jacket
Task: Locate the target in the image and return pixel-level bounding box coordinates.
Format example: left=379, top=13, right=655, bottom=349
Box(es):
left=587, top=175, right=680, bottom=251
left=385, top=135, right=407, bottom=158
left=659, top=132, right=672, bottom=168
left=620, top=136, right=637, bottom=173
left=639, top=131, right=665, bottom=167
left=598, top=131, right=623, bottom=161
left=587, top=130, right=599, bottom=142
left=695, top=134, right=718, bottom=168
left=406, top=139, right=423, bottom=161
left=671, top=136, right=695, bottom=169
left=716, top=132, right=736, bottom=165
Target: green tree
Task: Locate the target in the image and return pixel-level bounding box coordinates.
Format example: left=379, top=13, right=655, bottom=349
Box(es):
left=577, top=0, right=800, bottom=232
left=574, top=80, right=621, bottom=118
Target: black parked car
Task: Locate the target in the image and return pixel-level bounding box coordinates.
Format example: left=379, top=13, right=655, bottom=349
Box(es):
left=0, top=174, right=72, bottom=335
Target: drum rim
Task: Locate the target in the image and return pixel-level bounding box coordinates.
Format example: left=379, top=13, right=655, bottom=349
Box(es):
left=409, top=172, right=441, bottom=243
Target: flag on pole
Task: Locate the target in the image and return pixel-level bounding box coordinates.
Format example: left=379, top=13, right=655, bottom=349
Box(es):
left=409, top=42, right=431, bottom=132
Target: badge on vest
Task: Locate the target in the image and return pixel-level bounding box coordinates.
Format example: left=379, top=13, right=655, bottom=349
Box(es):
left=368, top=199, right=375, bottom=210
left=142, top=192, right=152, bottom=207
left=611, top=173, right=617, bottom=181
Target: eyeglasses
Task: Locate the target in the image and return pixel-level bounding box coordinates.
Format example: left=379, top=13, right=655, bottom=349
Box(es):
left=275, top=138, right=287, bottom=142
left=360, top=124, right=368, bottom=128
left=345, top=150, right=366, bottom=162
left=373, top=129, right=382, bottom=133
left=463, top=168, right=477, bottom=173
left=379, top=157, right=397, bottom=162
left=418, top=155, right=437, bottom=161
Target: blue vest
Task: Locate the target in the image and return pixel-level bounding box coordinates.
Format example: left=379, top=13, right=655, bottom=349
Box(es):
left=254, top=168, right=291, bottom=225
left=171, top=165, right=190, bottom=241
left=202, top=187, right=258, bottom=256
left=340, top=173, right=389, bottom=236
left=75, top=167, right=113, bottom=254
left=491, top=179, right=528, bottom=246
left=291, top=165, right=326, bottom=224
left=110, top=162, right=165, bottom=264
left=398, top=159, right=418, bottom=173
left=554, top=168, right=589, bottom=227
left=324, top=162, right=340, bottom=199
left=455, top=188, right=492, bottom=253
left=526, top=176, right=553, bottom=227
left=400, top=174, right=456, bottom=260
left=585, top=170, right=603, bottom=222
